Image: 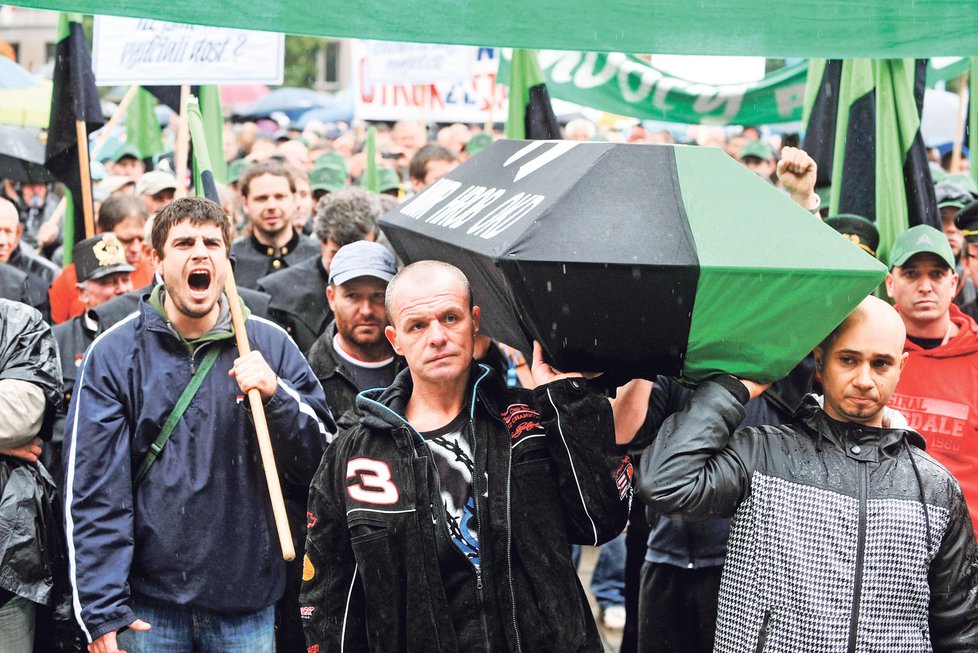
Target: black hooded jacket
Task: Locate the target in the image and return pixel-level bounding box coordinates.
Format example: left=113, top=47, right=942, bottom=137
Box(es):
left=300, top=363, right=631, bottom=652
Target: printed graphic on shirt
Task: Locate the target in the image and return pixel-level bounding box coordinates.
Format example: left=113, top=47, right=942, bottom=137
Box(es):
left=422, top=411, right=485, bottom=566
left=889, top=392, right=971, bottom=454
left=501, top=403, right=544, bottom=441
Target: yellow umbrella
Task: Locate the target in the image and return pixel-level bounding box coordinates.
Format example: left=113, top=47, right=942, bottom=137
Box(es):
left=0, top=80, right=52, bottom=128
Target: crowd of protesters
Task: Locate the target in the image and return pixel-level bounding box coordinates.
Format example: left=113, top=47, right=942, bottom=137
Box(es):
left=0, top=112, right=977, bottom=653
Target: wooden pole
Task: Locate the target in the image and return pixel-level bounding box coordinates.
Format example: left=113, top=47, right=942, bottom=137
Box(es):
left=74, top=120, right=96, bottom=238
left=223, top=270, right=296, bottom=561
left=173, top=85, right=191, bottom=199
left=90, top=85, right=139, bottom=162
left=951, top=72, right=969, bottom=174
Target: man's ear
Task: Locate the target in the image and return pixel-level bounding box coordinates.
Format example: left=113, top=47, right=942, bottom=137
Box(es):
left=471, top=305, right=481, bottom=333
left=899, top=351, right=910, bottom=372
left=151, top=247, right=164, bottom=279
left=326, top=285, right=337, bottom=311
left=884, top=271, right=895, bottom=296
left=813, top=346, right=824, bottom=374
left=385, top=325, right=401, bottom=356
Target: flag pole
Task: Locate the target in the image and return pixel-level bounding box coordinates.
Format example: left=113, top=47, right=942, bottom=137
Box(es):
left=74, top=120, right=95, bottom=238
left=224, top=269, right=296, bottom=561
left=952, top=72, right=968, bottom=174
left=90, top=85, right=139, bottom=161
left=173, top=85, right=191, bottom=198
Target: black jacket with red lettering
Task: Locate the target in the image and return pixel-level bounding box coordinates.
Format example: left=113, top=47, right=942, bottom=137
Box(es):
left=300, top=363, right=630, bottom=652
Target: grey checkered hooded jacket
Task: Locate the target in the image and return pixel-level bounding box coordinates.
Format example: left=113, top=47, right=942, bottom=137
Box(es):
left=638, top=377, right=978, bottom=652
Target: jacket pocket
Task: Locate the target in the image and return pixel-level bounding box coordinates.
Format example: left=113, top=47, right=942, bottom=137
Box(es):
left=348, top=516, right=404, bottom=650
left=755, top=609, right=772, bottom=653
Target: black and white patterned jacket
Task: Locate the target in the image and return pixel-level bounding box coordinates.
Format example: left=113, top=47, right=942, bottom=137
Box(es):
left=639, top=377, right=978, bottom=653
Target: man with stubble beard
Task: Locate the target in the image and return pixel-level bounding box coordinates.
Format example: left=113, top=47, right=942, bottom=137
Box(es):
left=231, top=161, right=320, bottom=289
left=63, top=197, right=333, bottom=653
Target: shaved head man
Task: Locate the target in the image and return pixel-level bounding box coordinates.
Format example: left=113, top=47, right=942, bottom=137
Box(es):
left=639, top=294, right=978, bottom=651
left=300, top=261, right=631, bottom=653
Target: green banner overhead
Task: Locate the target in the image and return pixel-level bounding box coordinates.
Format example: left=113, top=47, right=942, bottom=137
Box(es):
left=500, top=51, right=807, bottom=125
left=10, top=1, right=978, bottom=58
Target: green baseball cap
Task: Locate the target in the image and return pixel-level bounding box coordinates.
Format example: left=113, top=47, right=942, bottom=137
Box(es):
left=227, top=159, right=251, bottom=185
left=375, top=167, right=401, bottom=193
left=311, top=163, right=347, bottom=194
left=314, top=151, right=349, bottom=178
left=887, top=224, right=955, bottom=270
left=112, top=144, right=142, bottom=163
left=739, top=139, right=773, bottom=161
left=466, top=132, right=493, bottom=156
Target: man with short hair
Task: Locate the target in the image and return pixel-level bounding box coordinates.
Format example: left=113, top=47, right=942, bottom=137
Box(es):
left=639, top=295, right=978, bottom=651
left=47, top=233, right=134, bottom=485
left=231, top=161, right=320, bottom=289
left=409, top=144, right=459, bottom=193
left=300, top=261, right=630, bottom=652
left=289, top=165, right=315, bottom=235
left=307, top=241, right=403, bottom=428
left=64, top=197, right=334, bottom=653
left=256, top=187, right=379, bottom=354
left=886, top=224, right=978, bottom=536
left=0, top=198, right=55, bottom=320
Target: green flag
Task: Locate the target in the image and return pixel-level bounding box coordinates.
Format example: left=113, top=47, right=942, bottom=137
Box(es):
left=198, top=85, right=227, bottom=184
left=186, top=96, right=220, bottom=203
left=505, top=49, right=560, bottom=140
left=970, top=59, right=978, bottom=190
left=127, top=87, right=165, bottom=160
left=44, top=12, right=104, bottom=265
left=362, top=125, right=379, bottom=193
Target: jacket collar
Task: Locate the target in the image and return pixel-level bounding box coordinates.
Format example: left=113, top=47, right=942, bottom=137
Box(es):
left=356, top=362, right=494, bottom=449
left=794, top=394, right=927, bottom=454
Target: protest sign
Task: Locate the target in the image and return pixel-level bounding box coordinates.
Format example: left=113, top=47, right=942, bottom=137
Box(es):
left=92, top=16, right=284, bottom=85
left=353, top=40, right=504, bottom=123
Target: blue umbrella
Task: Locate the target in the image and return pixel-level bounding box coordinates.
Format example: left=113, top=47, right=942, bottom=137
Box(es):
left=236, top=87, right=334, bottom=122
left=0, top=57, right=38, bottom=89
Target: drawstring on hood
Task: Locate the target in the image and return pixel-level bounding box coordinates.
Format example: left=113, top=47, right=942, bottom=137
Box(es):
left=904, top=438, right=933, bottom=557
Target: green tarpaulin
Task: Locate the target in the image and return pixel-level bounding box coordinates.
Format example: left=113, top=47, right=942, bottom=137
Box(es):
left=10, top=1, right=978, bottom=58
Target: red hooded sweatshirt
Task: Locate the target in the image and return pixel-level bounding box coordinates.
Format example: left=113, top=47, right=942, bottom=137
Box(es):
left=889, top=304, right=978, bottom=535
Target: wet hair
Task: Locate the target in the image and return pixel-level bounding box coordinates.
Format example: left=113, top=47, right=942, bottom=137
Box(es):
left=385, top=260, right=472, bottom=323
left=314, top=187, right=379, bottom=246
left=409, top=144, right=458, bottom=183
left=97, top=195, right=148, bottom=232
left=239, top=160, right=296, bottom=198
left=151, top=197, right=233, bottom=257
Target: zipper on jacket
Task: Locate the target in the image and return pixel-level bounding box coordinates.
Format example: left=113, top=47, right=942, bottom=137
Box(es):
left=468, top=417, right=493, bottom=653
left=505, top=431, right=523, bottom=653
left=754, top=609, right=772, bottom=653
left=847, top=461, right=869, bottom=653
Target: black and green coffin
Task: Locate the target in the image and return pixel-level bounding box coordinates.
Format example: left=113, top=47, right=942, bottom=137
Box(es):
left=379, top=140, right=887, bottom=382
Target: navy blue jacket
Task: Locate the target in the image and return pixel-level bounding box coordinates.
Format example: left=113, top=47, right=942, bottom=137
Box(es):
left=63, top=298, right=334, bottom=642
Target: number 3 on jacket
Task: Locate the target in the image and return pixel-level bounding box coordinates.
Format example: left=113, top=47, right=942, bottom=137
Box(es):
left=346, top=458, right=399, bottom=504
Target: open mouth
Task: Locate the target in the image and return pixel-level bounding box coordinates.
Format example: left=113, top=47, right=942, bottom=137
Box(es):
left=188, top=270, right=212, bottom=298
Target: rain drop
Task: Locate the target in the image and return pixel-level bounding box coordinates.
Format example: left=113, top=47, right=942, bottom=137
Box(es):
left=546, top=281, right=552, bottom=292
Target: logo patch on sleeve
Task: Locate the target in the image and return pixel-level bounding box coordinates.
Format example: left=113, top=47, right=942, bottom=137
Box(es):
left=300, top=606, right=316, bottom=620
left=307, top=646, right=320, bottom=653
left=501, top=403, right=544, bottom=441
left=307, top=511, right=318, bottom=529
left=615, top=457, right=633, bottom=501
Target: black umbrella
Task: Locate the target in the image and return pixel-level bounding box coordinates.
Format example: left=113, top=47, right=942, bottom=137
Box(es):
left=379, top=140, right=885, bottom=382
left=0, top=126, right=54, bottom=184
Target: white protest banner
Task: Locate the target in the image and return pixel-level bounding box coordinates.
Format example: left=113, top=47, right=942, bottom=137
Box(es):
left=364, top=41, right=473, bottom=84
left=92, top=16, right=284, bottom=85
left=354, top=40, right=505, bottom=123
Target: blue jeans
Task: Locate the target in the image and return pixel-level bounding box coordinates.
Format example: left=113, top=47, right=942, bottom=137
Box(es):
left=591, top=533, right=627, bottom=609
left=117, top=595, right=275, bottom=653
left=0, top=596, right=35, bottom=653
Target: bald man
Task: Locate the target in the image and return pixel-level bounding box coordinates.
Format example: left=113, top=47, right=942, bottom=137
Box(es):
left=638, top=296, right=978, bottom=652
left=300, top=261, right=630, bottom=653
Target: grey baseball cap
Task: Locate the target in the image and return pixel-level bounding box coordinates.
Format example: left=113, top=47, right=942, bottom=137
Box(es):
left=328, top=240, right=397, bottom=286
